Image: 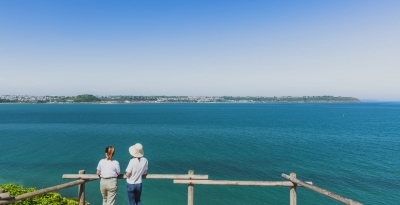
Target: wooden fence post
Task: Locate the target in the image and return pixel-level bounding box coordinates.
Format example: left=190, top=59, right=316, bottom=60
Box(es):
left=290, top=173, right=297, bottom=205
left=78, top=170, right=85, bottom=205
left=188, top=170, right=194, bottom=205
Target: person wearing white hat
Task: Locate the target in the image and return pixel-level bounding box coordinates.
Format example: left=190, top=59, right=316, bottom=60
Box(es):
left=125, top=143, right=148, bottom=205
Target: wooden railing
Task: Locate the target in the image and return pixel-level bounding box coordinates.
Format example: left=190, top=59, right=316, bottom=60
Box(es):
left=0, top=170, right=363, bottom=205
left=174, top=172, right=312, bottom=205
left=0, top=178, right=89, bottom=204
left=281, top=173, right=362, bottom=205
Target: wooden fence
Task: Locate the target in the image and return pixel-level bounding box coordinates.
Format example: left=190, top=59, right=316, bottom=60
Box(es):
left=0, top=170, right=362, bottom=205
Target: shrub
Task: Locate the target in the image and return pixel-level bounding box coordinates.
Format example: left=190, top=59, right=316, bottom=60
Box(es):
left=0, top=183, right=79, bottom=205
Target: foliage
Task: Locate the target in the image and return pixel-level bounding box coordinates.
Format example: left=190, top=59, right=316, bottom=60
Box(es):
left=56, top=94, right=101, bottom=103
left=73, top=94, right=101, bottom=102
left=0, top=183, right=80, bottom=205
left=0, top=99, right=17, bottom=103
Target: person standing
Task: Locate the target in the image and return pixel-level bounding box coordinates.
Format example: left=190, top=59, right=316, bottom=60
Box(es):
left=125, top=143, right=148, bottom=205
left=97, top=146, right=120, bottom=205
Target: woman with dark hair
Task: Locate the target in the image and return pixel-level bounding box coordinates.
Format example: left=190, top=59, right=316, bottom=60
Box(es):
left=97, top=146, right=120, bottom=205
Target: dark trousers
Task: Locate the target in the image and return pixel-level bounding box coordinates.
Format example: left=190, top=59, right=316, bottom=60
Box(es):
left=126, top=183, right=142, bottom=205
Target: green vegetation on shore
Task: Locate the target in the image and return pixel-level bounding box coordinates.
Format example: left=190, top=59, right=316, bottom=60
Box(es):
left=55, top=94, right=101, bottom=103
left=0, top=99, right=17, bottom=103
left=0, top=183, right=83, bottom=205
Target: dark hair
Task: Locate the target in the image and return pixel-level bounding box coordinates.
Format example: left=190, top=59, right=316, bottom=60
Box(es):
left=105, top=146, right=115, bottom=160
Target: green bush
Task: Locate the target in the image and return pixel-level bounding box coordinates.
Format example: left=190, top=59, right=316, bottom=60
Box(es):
left=0, top=183, right=79, bottom=205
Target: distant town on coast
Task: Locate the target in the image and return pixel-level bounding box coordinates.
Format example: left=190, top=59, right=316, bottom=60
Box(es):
left=0, top=94, right=361, bottom=103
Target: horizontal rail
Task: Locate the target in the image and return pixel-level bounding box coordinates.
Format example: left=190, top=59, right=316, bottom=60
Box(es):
left=0, top=193, right=10, bottom=200
left=0, top=189, right=7, bottom=200
left=62, top=173, right=208, bottom=180
left=281, top=173, right=363, bottom=205
left=174, top=180, right=312, bottom=186
left=2, top=170, right=361, bottom=205
left=0, top=179, right=91, bottom=205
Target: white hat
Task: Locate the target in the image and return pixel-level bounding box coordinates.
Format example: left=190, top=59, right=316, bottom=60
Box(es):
left=129, top=143, right=144, bottom=157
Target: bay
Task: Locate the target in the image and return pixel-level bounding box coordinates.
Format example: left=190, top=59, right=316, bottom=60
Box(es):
left=0, top=103, right=399, bottom=204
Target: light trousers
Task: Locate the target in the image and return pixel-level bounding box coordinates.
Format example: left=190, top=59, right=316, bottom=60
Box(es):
left=100, top=178, right=118, bottom=205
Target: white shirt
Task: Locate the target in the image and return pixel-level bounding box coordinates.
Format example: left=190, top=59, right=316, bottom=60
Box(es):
left=125, top=157, right=148, bottom=184
left=97, top=159, right=120, bottom=178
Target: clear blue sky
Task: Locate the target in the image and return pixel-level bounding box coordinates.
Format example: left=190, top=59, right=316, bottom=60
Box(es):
left=1, top=0, right=399, bottom=101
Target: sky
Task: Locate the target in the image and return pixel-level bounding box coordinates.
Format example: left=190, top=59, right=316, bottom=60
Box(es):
left=1, top=0, right=399, bottom=101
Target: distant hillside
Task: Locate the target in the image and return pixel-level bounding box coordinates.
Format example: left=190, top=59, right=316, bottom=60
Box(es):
left=301, top=96, right=360, bottom=103
left=98, top=95, right=361, bottom=103
left=222, top=96, right=361, bottom=103
left=0, top=95, right=361, bottom=103
left=55, top=94, right=101, bottom=103
left=0, top=99, right=15, bottom=103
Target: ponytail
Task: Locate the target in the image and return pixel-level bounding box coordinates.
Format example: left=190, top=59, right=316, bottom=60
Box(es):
left=105, top=146, right=115, bottom=160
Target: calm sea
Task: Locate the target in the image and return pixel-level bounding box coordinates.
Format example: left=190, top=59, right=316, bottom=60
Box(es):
left=0, top=103, right=399, bottom=205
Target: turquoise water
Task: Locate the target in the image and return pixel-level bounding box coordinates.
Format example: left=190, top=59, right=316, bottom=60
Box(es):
left=0, top=103, right=399, bottom=205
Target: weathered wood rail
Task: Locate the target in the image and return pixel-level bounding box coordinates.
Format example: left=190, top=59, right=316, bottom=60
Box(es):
left=0, top=179, right=89, bottom=204
left=281, top=173, right=362, bottom=205
left=0, top=170, right=363, bottom=205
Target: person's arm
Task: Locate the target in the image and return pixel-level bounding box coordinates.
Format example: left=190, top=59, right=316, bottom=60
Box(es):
left=143, top=159, right=148, bottom=175
left=125, top=172, right=132, bottom=178
left=125, top=159, right=132, bottom=178
left=96, top=160, right=102, bottom=177
left=116, top=161, right=121, bottom=175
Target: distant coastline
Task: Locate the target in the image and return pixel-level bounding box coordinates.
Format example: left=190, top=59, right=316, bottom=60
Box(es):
left=0, top=94, right=361, bottom=104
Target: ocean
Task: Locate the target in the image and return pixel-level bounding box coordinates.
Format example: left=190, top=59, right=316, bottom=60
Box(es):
left=0, top=103, right=399, bottom=205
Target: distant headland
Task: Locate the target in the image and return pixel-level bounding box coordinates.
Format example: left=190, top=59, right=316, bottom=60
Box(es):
left=0, top=94, right=361, bottom=103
